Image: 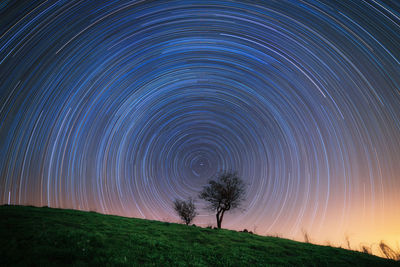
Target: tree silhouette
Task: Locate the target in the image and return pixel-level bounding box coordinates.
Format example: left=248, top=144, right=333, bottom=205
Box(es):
left=199, top=171, right=246, bottom=228
left=173, top=197, right=197, bottom=225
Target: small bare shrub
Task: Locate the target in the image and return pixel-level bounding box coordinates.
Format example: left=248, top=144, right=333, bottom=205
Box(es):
left=173, top=197, right=197, bottom=225
left=345, top=235, right=351, bottom=250
left=302, top=229, right=310, bottom=243
left=360, top=245, right=372, bottom=255
left=379, top=241, right=400, bottom=261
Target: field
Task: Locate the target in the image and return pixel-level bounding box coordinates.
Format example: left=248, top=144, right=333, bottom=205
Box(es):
left=0, top=205, right=398, bottom=266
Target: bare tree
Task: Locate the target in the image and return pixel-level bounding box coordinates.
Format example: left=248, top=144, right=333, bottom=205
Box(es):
left=199, top=171, right=246, bottom=229
left=173, top=198, right=197, bottom=225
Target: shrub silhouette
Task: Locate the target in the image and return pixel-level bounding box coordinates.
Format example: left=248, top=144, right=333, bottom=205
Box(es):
left=173, top=197, right=197, bottom=225
left=360, top=245, right=372, bottom=255
left=199, top=171, right=246, bottom=229
left=379, top=241, right=400, bottom=261
left=301, top=229, right=311, bottom=243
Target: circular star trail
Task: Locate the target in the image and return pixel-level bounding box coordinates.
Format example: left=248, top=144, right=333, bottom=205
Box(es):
left=1, top=0, right=400, bottom=247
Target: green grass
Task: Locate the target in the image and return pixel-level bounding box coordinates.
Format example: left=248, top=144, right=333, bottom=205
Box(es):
left=0, top=205, right=398, bottom=266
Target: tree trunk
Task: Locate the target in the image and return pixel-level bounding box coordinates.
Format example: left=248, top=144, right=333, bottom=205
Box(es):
left=216, top=212, right=221, bottom=228
left=219, top=210, right=225, bottom=229
left=216, top=210, right=225, bottom=229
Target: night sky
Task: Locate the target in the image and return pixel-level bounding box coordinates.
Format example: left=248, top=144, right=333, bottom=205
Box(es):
left=1, top=0, right=399, bottom=250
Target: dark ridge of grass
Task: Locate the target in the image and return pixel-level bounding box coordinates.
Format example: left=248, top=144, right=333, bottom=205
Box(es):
left=0, top=205, right=398, bottom=266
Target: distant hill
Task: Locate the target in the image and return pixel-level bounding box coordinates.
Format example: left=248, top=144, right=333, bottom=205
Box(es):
left=0, top=205, right=398, bottom=266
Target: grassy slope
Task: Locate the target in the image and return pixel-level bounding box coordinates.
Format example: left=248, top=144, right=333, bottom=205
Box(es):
left=0, top=205, right=398, bottom=266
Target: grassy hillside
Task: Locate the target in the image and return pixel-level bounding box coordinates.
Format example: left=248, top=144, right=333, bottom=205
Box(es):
left=0, top=205, right=398, bottom=266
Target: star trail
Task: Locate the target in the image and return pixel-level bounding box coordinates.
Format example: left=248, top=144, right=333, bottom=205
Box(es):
left=1, top=0, right=399, bottom=250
